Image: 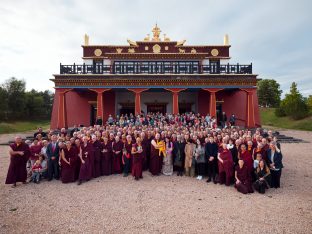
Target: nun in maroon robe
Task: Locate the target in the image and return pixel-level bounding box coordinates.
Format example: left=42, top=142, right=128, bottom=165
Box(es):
left=141, top=134, right=148, bottom=170
left=150, top=133, right=162, bottom=176
left=60, top=141, right=76, bottom=183
left=73, top=139, right=81, bottom=180
left=91, top=136, right=103, bottom=178
left=78, top=137, right=94, bottom=184
left=123, top=135, right=133, bottom=176
left=239, top=144, right=253, bottom=176
left=112, top=136, right=123, bottom=174
left=131, top=138, right=144, bottom=180
left=218, top=143, right=234, bottom=186
left=101, top=137, right=112, bottom=175
left=5, top=136, right=30, bottom=187
left=29, top=139, right=42, bottom=165
left=234, top=159, right=254, bottom=194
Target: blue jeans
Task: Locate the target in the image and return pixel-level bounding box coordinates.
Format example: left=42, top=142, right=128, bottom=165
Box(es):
left=32, top=172, right=40, bottom=182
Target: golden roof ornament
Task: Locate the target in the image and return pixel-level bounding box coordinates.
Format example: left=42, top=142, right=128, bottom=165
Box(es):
left=176, top=40, right=186, bottom=46
left=144, top=34, right=150, bottom=41
left=224, top=34, right=229, bottom=45
left=152, top=23, right=161, bottom=41
left=127, top=39, right=138, bottom=46
left=163, top=33, right=170, bottom=42
left=84, top=34, right=89, bottom=46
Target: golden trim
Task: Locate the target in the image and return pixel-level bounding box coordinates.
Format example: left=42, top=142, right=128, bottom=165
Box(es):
left=152, top=44, right=161, bottom=53
left=94, top=49, right=102, bottom=56
left=211, top=49, right=219, bottom=57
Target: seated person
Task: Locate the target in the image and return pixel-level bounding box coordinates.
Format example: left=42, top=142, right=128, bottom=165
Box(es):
left=253, top=159, right=271, bottom=194
left=30, top=160, right=42, bottom=184
left=34, top=127, right=46, bottom=138
left=234, top=159, right=254, bottom=194
left=39, top=154, right=48, bottom=179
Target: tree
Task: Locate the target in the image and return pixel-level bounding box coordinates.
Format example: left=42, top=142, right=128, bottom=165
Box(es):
left=276, top=82, right=309, bottom=120
left=307, top=95, right=312, bottom=110
left=0, top=86, right=8, bottom=120
left=257, top=79, right=282, bottom=107
left=2, top=77, right=26, bottom=119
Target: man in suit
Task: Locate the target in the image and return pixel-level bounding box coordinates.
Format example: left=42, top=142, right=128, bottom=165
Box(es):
left=266, top=141, right=283, bottom=188
left=205, top=136, right=219, bottom=183
left=46, top=135, right=60, bottom=181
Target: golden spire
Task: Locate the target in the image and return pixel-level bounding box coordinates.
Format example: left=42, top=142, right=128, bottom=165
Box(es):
left=84, top=34, right=89, bottom=46
left=152, top=23, right=161, bottom=41
left=224, top=34, right=229, bottom=45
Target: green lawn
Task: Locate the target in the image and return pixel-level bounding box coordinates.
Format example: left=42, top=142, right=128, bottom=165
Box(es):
left=260, top=108, right=312, bottom=131
left=0, top=120, right=50, bottom=134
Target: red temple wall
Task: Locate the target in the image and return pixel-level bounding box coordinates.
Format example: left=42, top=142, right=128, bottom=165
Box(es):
left=197, top=90, right=210, bottom=115
left=103, top=90, right=115, bottom=120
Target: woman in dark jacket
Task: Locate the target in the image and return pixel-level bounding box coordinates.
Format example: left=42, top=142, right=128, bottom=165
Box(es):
left=253, top=159, right=271, bottom=194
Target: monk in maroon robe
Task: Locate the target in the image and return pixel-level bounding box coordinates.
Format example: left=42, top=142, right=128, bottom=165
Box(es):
left=78, top=137, right=94, bottom=185
left=150, top=133, right=163, bottom=176
left=73, top=139, right=81, bottom=180
left=29, top=139, right=42, bottom=165
left=112, top=136, right=123, bottom=174
left=91, top=135, right=103, bottom=178
left=5, top=136, right=30, bottom=187
left=235, top=159, right=254, bottom=194
left=131, top=137, right=144, bottom=180
left=218, top=143, right=234, bottom=186
left=60, top=141, right=76, bottom=183
left=101, top=137, right=112, bottom=175
left=239, top=144, right=253, bottom=176
left=123, top=135, right=133, bottom=176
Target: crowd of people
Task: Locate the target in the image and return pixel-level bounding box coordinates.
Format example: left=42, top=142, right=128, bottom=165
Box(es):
left=5, top=112, right=283, bottom=195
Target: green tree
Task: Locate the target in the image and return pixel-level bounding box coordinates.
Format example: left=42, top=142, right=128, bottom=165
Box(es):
left=307, top=95, right=312, bottom=110
left=257, top=79, right=282, bottom=107
left=2, top=77, right=26, bottom=119
left=277, top=82, right=309, bottom=120
left=0, top=86, right=8, bottom=120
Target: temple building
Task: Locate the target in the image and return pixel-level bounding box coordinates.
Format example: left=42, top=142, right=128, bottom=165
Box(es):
left=50, top=24, right=260, bottom=129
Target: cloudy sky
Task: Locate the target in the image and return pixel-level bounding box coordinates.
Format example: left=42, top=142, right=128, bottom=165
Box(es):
left=0, top=0, right=311, bottom=96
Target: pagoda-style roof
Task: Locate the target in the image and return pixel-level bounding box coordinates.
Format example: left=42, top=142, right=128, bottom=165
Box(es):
left=82, top=24, right=230, bottom=59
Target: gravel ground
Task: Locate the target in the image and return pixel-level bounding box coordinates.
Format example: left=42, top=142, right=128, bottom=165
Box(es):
left=0, top=130, right=311, bottom=234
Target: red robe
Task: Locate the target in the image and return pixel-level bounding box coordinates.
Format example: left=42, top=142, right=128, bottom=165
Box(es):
left=218, top=149, right=234, bottom=177
left=132, top=143, right=143, bottom=179
left=112, top=141, right=123, bottom=174
left=240, top=150, right=253, bottom=175
left=235, top=164, right=253, bottom=193
left=61, top=147, right=77, bottom=183
left=30, top=144, right=42, bottom=161
left=101, top=142, right=112, bottom=175
left=5, top=143, right=30, bottom=184
left=79, top=143, right=94, bottom=181
left=150, top=140, right=162, bottom=175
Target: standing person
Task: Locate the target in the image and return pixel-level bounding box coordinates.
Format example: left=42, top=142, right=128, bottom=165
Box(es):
left=112, top=136, right=123, bottom=174
left=254, top=159, right=271, bottom=194
left=77, top=136, right=94, bottom=185
left=60, top=141, right=76, bottom=183
left=150, top=133, right=163, bottom=176
left=46, top=135, right=60, bottom=181
left=162, top=137, right=173, bottom=176
left=239, top=144, right=253, bottom=177
left=194, top=139, right=206, bottom=180
left=205, top=136, right=218, bottom=183
left=123, top=135, right=133, bottom=177
left=220, top=112, right=227, bottom=128
left=29, top=139, right=42, bottom=166
left=173, top=135, right=185, bottom=176
left=218, top=143, right=234, bottom=186
left=5, top=136, right=30, bottom=187
left=266, top=141, right=283, bottom=188
left=74, top=139, right=81, bottom=180
left=234, top=159, right=254, bottom=194
left=184, top=139, right=195, bottom=177
left=91, top=135, right=102, bottom=178
left=101, top=136, right=112, bottom=175
left=131, top=137, right=144, bottom=180
left=229, top=114, right=236, bottom=126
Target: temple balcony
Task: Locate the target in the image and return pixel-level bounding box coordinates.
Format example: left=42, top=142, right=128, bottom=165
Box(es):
left=59, top=62, right=252, bottom=75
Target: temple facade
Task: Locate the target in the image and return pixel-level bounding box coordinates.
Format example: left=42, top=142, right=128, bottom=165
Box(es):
left=50, top=25, right=260, bottom=129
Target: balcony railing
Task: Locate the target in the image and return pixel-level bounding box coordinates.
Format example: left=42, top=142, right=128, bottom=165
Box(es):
left=60, top=62, right=252, bottom=75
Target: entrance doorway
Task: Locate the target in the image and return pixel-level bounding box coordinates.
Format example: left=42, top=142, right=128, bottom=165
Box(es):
left=119, top=103, right=135, bottom=116
left=146, top=103, right=167, bottom=114
left=90, top=104, right=97, bottom=126
left=179, top=103, right=193, bottom=113
left=216, top=103, right=222, bottom=125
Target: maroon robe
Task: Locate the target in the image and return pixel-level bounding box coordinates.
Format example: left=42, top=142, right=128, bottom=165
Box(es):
left=101, top=142, right=112, bottom=175
left=240, top=150, right=253, bottom=175
left=92, top=140, right=103, bottom=178
left=5, top=142, right=30, bottom=184
left=235, top=164, right=254, bottom=194
left=79, top=143, right=94, bottom=181
left=61, top=147, right=76, bottom=183
left=141, top=138, right=148, bottom=170
left=30, top=144, right=42, bottom=161
left=132, top=143, right=143, bottom=179
left=112, top=140, right=123, bottom=174
left=73, top=145, right=81, bottom=180
left=218, top=149, right=234, bottom=186
left=124, top=141, right=133, bottom=169
left=150, top=140, right=162, bottom=175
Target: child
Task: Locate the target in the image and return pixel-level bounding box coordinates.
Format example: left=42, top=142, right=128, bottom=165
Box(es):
left=31, top=160, right=42, bottom=184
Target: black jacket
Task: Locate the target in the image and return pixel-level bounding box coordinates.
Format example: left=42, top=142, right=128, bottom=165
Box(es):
left=205, top=142, right=218, bottom=160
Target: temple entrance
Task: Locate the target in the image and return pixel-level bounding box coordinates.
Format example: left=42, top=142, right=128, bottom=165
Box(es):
left=216, top=103, right=222, bottom=124
left=146, top=103, right=167, bottom=114
left=179, top=103, right=193, bottom=113
left=90, top=104, right=97, bottom=126
left=119, top=103, right=135, bottom=116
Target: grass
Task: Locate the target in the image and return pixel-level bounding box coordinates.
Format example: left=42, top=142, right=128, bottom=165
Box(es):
left=0, top=120, right=50, bottom=134
left=260, top=108, right=312, bottom=131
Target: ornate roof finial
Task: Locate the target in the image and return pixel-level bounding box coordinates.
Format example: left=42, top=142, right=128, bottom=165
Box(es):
left=84, top=34, right=89, bottom=46
left=152, top=23, right=161, bottom=41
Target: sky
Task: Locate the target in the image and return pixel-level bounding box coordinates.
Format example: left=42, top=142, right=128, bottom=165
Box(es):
left=0, top=0, right=311, bottom=96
